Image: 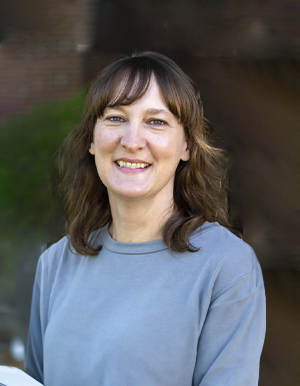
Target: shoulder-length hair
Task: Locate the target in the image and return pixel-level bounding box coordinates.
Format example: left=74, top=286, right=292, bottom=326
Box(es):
left=57, top=51, right=229, bottom=255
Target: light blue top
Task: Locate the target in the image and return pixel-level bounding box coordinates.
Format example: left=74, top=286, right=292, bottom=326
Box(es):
left=25, top=222, right=266, bottom=386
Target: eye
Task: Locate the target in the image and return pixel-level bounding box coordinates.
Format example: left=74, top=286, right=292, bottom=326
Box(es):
left=106, top=116, right=126, bottom=123
left=148, top=119, right=167, bottom=126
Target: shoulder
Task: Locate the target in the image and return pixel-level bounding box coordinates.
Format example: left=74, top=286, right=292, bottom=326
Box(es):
left=191, top=222, right=264, bottom=301
left=36, top=228, right=104, bottom=283
left=38, top=236, right=71, bottom=271
left=191, top=222, right=257, bottom=271
left=39, top=228, right=104, bottom=265
left=34, top=236, right=71, bottom=287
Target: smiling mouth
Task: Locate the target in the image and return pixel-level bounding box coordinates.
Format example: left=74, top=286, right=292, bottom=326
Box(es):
left=115, top=160, right=151, bottom=169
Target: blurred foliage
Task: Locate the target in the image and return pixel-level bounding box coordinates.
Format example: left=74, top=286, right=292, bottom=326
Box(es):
left=0, top=90, right=85, bottom=290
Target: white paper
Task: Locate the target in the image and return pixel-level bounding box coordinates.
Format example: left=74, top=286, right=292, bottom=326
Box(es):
left=0, top=366, right=43, bottom=386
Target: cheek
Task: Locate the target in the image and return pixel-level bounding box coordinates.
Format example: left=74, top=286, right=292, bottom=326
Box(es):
left=149, top=132, right=171, bottom=151
left=149, top=134, right=185, bottom=163
left=94, top=130, right=120, bottom=156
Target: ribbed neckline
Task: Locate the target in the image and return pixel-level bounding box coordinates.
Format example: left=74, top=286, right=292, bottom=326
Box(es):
left=101, top=221, right=219, bottom=255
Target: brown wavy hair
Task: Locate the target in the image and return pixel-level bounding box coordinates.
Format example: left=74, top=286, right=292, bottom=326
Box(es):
left=57, top=51, right=230, bottom=255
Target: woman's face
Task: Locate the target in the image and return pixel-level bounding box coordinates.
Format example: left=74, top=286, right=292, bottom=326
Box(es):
left=89, top=77, right=189, bottom=203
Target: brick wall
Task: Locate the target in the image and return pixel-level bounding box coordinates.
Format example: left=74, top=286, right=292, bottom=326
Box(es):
left=0, top=0, right=91, bottom=124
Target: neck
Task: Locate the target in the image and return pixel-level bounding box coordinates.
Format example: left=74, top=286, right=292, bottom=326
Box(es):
left=108, top=193, right=174, bottom=243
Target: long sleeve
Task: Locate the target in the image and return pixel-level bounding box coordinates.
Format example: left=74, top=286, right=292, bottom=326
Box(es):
left=193, top=257, right=266, bottom=386
left=25, top=258, right=45, bottom=384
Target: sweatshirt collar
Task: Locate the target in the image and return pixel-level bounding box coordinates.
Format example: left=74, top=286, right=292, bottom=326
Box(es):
left=100, top=222, right=218, bottom=255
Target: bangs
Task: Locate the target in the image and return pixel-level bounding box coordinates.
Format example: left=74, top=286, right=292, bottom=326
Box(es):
left=89, top=54, right=200, bottom=131
left=108, top=68, right=152, bottom=109
left=92, top=62, right=153, bottom=118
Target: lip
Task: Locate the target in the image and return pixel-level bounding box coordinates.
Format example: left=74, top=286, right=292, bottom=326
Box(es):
left=114, top=158, right=152, bottom=164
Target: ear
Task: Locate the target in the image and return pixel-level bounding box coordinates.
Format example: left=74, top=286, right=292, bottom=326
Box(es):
left=89, top=142, right=95, bottom=155
left=180, top=143, right=190, bottom=162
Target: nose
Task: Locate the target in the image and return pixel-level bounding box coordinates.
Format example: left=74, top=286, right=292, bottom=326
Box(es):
left=120, top=121, right=146, bottom=151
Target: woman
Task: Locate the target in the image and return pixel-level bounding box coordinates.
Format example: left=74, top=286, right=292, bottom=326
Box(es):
left=25, top=52, right=266, bottom=386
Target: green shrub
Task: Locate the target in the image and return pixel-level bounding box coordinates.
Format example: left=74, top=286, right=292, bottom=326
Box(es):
left=0, top=90, right=85, bottom=290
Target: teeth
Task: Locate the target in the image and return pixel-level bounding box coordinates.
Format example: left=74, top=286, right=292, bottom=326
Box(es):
left=116, top=161, right=150, bottom=169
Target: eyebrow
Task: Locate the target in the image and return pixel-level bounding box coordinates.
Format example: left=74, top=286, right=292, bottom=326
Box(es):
left=145, top=108, right=171, bottom=116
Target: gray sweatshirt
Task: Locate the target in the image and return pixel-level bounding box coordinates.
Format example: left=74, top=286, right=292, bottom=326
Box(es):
left=25, top=222, right=266, bottom=386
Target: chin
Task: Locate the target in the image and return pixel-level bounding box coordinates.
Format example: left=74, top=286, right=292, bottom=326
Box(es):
left=116, top=190, right=148, bottom=199
left=106, top=184, right=146, bottom=197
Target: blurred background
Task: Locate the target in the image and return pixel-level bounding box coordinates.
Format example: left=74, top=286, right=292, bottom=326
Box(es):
left=0, top=0, right=299, bottom=384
